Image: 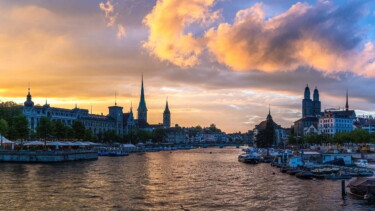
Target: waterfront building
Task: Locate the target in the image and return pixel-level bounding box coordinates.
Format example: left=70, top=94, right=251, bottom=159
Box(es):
left=164, top=126, right=187, bottom=143
left=294, top=116, right=319, bottom=137
left=253, top=108, right=287, bottom=146
left=22, top=76, right=171, bottom=137
left=23, top=88, right=132, bottom=136
left=361, top=120, right=375, bottom=133
left=317, top=91, right=356, bottom=136
left=304, top=124, right=319, bottom=135
left=294, top=85, right=322, bottom=137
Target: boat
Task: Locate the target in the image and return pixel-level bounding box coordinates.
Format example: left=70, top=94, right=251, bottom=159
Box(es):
left=287, top=169, right=302, bottom=175
left=238, top=153, right=261, bottom=164
left=296, top=171, right=313, bottom=179
left=312, top=174, right=326, bottom=180
left=325, top=173, right=352, bottom=180
left=354, top=159, right=369, bottom=168
left=280, top=166, right=292, bottom=173
left=98, top=151, right=109, bottom=156
left=108, top=151, right=129, bottom=156
left=357, top=171, right=374, bottom=177
left=348, top=177, right=375, bottom=201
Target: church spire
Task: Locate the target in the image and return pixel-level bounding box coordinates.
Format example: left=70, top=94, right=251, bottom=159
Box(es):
left=269, top=104, right=271, bottom=115
left=267, top=104, right=272, bottom=121
left=137, top=73, right=148, bottom=123
left=345, top=89, right=349, bottom=111
left=163, top=97, right=171, bottom=128
left=115, top=91, right=117, bottom=106
left=164, top=97, right=170, bottom=114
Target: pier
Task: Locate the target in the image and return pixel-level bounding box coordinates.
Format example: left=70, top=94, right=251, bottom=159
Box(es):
left=0, top=150, right=98, bottom=162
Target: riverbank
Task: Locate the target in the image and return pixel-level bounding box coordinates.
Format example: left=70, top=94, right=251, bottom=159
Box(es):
left=0, top=150, right=98, bottom=162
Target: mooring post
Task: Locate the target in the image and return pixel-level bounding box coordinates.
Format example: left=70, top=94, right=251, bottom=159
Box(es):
left=341, top=180, right=346, bottom=199
left=367, top=185, right=372, bottom=195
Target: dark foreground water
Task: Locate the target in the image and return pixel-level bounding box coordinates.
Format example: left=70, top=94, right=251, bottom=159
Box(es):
left=0, top=147, right=374, bottom=211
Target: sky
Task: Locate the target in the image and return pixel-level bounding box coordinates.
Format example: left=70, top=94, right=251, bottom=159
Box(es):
left=1, top=0, right=375, bottom=133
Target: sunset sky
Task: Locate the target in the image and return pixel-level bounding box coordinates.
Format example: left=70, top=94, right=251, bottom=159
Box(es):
left=1, top=0, right=375, bottom=132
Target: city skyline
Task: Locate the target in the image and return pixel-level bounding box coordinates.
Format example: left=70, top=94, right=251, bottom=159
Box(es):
left=1, top=0, right=375, bottom=132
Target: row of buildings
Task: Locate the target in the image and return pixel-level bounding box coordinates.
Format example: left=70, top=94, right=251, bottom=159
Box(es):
left=21, top=75, right=254, bottom=144
left=250, top=84, right=374, bottom=147
left=294, top=85, right=357, bottom=138
left=22, top=75, right=171, bottom=137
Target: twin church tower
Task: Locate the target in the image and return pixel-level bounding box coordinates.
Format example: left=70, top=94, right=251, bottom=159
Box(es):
left=302, top=85, right=321, bottom=117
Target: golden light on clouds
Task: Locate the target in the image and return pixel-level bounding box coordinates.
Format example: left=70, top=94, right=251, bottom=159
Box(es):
left=0, top=0, right=375, bottom=132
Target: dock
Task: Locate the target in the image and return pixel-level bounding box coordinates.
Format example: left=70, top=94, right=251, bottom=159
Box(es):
left=0, top=150, right=98, bottom=162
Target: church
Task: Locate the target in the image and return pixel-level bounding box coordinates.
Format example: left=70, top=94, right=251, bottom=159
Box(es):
left=294, top=85, right=322, bottom=137
left=22, top=75, right=171, bottom=137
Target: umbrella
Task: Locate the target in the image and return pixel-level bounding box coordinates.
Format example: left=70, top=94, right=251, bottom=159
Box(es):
left=24, top=141, right=44, bottom=146
left=47, top=142, right=66, bottom=146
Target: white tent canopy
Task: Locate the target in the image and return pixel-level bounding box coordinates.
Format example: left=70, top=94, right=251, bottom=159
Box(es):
left=71, top=142, right=90, bottom=146
left=84, top=142, right=101, bottom=146
left=47, top=141, right=66, bottom=146
left=122, top=144, right=136, bottom=148
left=0, top=136, right=14, bottom=144
left=24, top=141, right=44, bottom=146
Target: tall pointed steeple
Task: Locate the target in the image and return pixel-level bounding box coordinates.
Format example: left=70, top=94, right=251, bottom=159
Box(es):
left=163, top=97, right=171, bottom=128
left=267, top=104, right=272, bottom=121
left=345, top=89, right=349, bottom=111
left=137, top=73, right=148, bottom=123
left=115, top=91, right=117, bottom=106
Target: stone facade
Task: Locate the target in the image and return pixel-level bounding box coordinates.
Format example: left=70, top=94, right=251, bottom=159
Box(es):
left=22, top=89, right=135, bottom=136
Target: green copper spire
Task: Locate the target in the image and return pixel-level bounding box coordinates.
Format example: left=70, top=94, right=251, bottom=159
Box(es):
left=137, top=74, right=148, bottom=122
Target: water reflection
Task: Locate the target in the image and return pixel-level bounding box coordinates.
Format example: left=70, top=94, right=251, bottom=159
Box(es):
left=0, top=148, right=374, bottom=210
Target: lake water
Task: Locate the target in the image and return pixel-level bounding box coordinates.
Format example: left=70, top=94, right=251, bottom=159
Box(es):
left=0, top=147, right=374, bottom=210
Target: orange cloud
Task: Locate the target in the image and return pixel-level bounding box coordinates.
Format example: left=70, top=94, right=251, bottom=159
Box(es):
left=143, top=1, right=375, bottom=77
left=143, top=0, right=218, bottom=67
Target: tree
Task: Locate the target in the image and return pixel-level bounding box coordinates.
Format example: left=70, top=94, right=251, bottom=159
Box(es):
left=72, top=121, right=85, bottom=140
left=102, top=130, right=120, bottom=143
left=36, top=117, right=55, bottom=145
left=152, top=128, right=167, bottom=143
left=208, top=123, right=221, bottom=132
left=136, top=130, right=152, bottom=143
left=0, top=119, right=9, bottom=148
left=0, top=102, right=22, bottom=122
left=54, top=120, right=67, bottom=140
left=84, top=129, right=93, bottom=141
left=66, top=127, right=75, bottom=139
left=9, top=115, right=29, bottom=140
left=124, top=131, right=137, bottom=144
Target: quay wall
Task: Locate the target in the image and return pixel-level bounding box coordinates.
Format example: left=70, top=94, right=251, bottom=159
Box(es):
left=0, top=150, right=98, bottom=162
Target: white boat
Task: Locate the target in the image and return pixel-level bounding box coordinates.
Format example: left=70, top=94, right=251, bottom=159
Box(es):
left=354, top=159, right=369, bottom=168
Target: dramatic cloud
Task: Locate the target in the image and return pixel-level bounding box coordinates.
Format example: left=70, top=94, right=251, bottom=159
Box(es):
left=144, top=0, right=375, bottom=76
left=99, top=0, right=126, bottom=38
left=143, top=0, right=219, bottom=67
left=205, top=1, right=375, bottom=75
left=1, top=0, right=375, bottom=132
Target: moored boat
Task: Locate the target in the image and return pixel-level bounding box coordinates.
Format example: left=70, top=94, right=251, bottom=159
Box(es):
left=348, top=177, right=375, bottom=201
left=296, top=171, right=313, bottom=179
left=238, top=153, right=261, bottom=164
